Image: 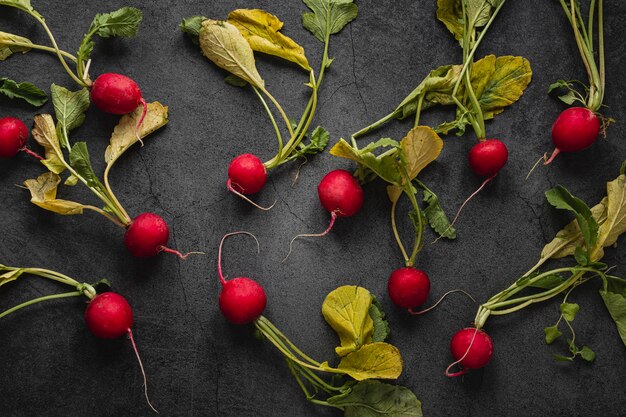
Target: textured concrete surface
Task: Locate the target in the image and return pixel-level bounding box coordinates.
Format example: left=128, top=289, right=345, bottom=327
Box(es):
left=0, top=1, right=625, bottom=416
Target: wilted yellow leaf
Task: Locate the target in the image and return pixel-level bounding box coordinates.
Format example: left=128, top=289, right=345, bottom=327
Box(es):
left=400, top=126, right=443, bottom=181
left=0, top=31, right=33, bottom=61
left=31, top=114, right=66, bottom=174
left=23, top=172, right=84, bottom=215
left=336, top=342, right=403, bottom=381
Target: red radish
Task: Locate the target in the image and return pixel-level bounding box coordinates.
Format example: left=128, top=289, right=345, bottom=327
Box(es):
left=91, top=73, right=147, bottom=141
left=226, top=153, right=275, bottom=210
left=387, top=267, right=430, bottom=310
left=545, top=107, right=600, bottom=164
left=84, top=292, right=157, bottom=412
left=0, top=117, right=42, bottom=160
left=446, top=327, right=494, bottom=377
left=284, top=169, right=364, bottom=261
left=217, top=231, right=267, bottom=324
left=124, top=212, right=198, bottom=259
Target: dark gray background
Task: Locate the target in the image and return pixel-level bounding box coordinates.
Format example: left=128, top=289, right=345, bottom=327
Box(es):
left=1, top=1, right=625, bottom=416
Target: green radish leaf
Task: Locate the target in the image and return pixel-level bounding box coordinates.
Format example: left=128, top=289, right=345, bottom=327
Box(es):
left=593, top=173, right=626, bottom=259
left=23, top=172, right=85, bottom=215
left=330, top=138, right=403, bottom=185
left=599, top=275, right=626, bottom=348
left=574, top=246, right=589, bottom=266
left=302, top=0, right=358, bottom=43
left=180, top=16, right=207, bottom=43
left=322, top=285, right=374, bottom=357
left=578, top=346, right=596, bottom=362
left=105, top=101, right=169, bottom=167
left=224, top=74, right=248, bottom=87
left=51, top=84, right=90, bottom=134
left=228, top=9, right=311, bottom=71
left=69, top=142, right=104, bottom=190
left=0, top=31, right=33, bottom=61
left=545, top=185, right=599, bottom=254
left=291, top=125, right=329, bottom=159
left=0, top=77, right=47, bottom=106
left=369, top=295, right=390, bottom=343
left=0, top=0, right=41, bottom=17
left=199, top=20, right=265, bottom=89
left=0, top=269, right=24, bottom=287
left=419, top=183, right=456, bottom=239
left=560, top=302, right=580, bottom=322
left=335, top=342, right=403, bottom=380
left=327, top=380, right=423, bottom=417
left=31, top=114, right=67, bottom=174
left=544, top=326, right=563, bottom=344
left=553, top=354, right=574, bottom=362
left=529, top=273, right=566, bottom=289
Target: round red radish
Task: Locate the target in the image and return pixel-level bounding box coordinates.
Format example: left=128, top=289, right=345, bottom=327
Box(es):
left=91, top=73, right=144, bottom=115
left=450, top=327, right=493, bottom=369
left=84, top=292, right=133, bottom=339
left=219, top=277, right=267, bottom=324
left=0, top=117, right=28, bottom=158
left=124, top=213, right=169, bottom=258
left=468, top=139, right=508, bottom=177
left=318, top=169, right=363, bottom=217
left=227, top=153, right=267, bottom=195
left=551, top=107, right=600, bottom=152
left=387, top=267, right=431, bottom=309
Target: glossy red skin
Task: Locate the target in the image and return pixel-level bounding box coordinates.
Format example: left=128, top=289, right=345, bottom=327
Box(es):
left=219, top=277, right=267, bottom=324
left=468, top=139, right=508, bottom=177
left=317, top=169, right=364, bottom=217
left=387, top=267, right=431, bottom=309
left=228, top=154, right=267, bottom=194
left=0, top=117, right=28, bottom=158
left=91, top=73, right=143, bottom=115
left=552, top=107, right=600, bottom=152
left=84, top=292, right=133, bottom=339
left=450, top=327, right=494, bottom=369
left=124, top=213, right=169, bottom=258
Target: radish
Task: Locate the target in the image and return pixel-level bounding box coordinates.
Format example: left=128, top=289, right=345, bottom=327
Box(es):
left=284, top=169, right=363, bottom=260
left=387, top=267, right=431, bottom=310
left=91, top=73, right=147, bottom=141
left=217, top=231, right=267, bottom=324
left=0, top=117, right=43, bottom=160
left=226, top=153, right=274, bottom=210
left=124, top=212, right=200, bottom=259
left=545, top=107, right=601, bottom=164
left=446, top=327, right=494, bottom=377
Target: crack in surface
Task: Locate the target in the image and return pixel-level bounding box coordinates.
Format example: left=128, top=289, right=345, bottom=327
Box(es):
left=138, top=152, right=173, bottom=218
left=349, top=24, right=368, bottom=116
left=516, top=191, right=549, bottom=243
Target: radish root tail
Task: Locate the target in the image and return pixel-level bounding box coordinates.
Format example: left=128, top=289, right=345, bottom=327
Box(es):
left=20, top=147, right=44, bottom=161
left=218, top=231, right=260, bottom=285
left=408, top=289, right=476, bottom=315
left=445, top=327, right=479, bottom=378
left=525, top=154, right=546, bottom=180
left=158, top=246, right=205, bottom=260
left=282, top=211, right=337, bottom=263
left=127, top=328, right=159, bottom=413
left=544, top=148, right=561, bottom=165
left=135, top=97, right=148, bottom=147
left=227, top=180, right=276, bottom=211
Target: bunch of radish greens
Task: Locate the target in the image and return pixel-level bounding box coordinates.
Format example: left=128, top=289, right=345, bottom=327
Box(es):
left=215, top=232, right=423, bottom=416
left=0, top=264, right=157, bottom=411
left=448, top=162, right=626, bottom=377
left=180, top=2, right=357, bottom=208
left=543, top=0, right=609, bottom=165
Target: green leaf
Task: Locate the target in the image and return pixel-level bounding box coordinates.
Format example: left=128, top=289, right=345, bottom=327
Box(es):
left=224, top=74, right=248, bottom=87
left=529, top=273, right=566, bottom=289
left=69, top=142, right=104, bottom=190
left=0, top=269, right=24, bottom=287
left=292, top=126, right=329, bottom=159
left=105, top=101, right=169, bottom=167
left=51, top=84, right=90, bottom=133
left=0, top=31, right=33, bottom=61
left=0, top=0, right=41, bottom=17
left=199, top=20, right=265, bottom=89
left=23, top=172, right=85, bottom=215
left=180, top=16, right=207, bottom=43
left=0, top=77, right=47, bottom=106
left=369, top=295, right=390, bottom=343
left=322, top=285, right=374, bottom=357
left=87, top=7, right=142, bottom=38
left=31, top=114, right=67, bottom=174
left=420, top=183, right=456, bottom=239
left=228, top=9, right=311, bottom=71
left=330, top=138, right=403, bottom=185
left=336, top=342, right=403, bottom=381
left=594, top=173, right=626, bottom=258
left=436, top=0, right=464, bottom=42
left=302, top=0, right=358, bottom=43
left=578, top=346, right=596, bottom=362
left=548, top=80, right=587, bottom=106
left=599, top=275, right=626, bottom=348
left=545, top=185, right=598, bottom=252
left=327, top=380, right=422, bottom=417
left=560, top=302, right=580, bottom=322
left=544, top=326, right=563, bottom=344
left=553, top=354, right=574, bottom=362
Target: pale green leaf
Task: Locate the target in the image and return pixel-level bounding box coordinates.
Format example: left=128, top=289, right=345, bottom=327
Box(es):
left=0, top=31, right=33, bottom=61
left=330, top=139, right=403, bottom=185
left=420, top=184, right=456, bottom=239
left=51, top=84, right=90, bottom=133
left=546, top=185, right=599, bottom=252
left=336, top=342, right=403, bottom=381
left=600, top=276, right=626, bottom=348
left=596, top=173, right=626, bottom=250
left=302, top=0, right=358, bottom=43
left=436, top=0, right=463, bottom=41
left=544, top=326, right=562, bottom=344
left=560, top=302, right=580, bottom=322
left=180, top=16, right=207, bottom=43
left=69, top=142, right=104, bottom=189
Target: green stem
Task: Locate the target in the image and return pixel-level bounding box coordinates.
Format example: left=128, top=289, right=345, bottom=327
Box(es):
left=597, top=0, right=605, bottom=106
left=76, top=27, right=98, bottom=81
left=21, top=267, right=79, bottom=286
left=352, top=111, right=399, bottom=139
left=83, top=205, right=128, bottom=228
left=253, top=87, right=284, bottom=164
left=413, top=94, right=425, bottom=128
left=258, top=87, right=295, bottom=140
left=257, top=316, right=322, bottom=366
left=588, top=0, right=595, bottom=51
left=0, top=40, right=77, bottom=61
left=0, top=291, right=82, bottom=319
left=390, top=195, right=410, bottom=265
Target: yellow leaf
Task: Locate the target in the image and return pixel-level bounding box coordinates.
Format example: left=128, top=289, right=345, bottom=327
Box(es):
left=0, top=269, right=23, bottom=287
left=322, top=285, right=374, bottom=357
left=436, top=0, right=463, bottom=42
left=337, top=342, right=403, bottom=381
left=199, top=19, right=265, bottom=88
left=227, top=9, right=311, bottom=71
left=593, top=174, right=626, bottom=261
left=31, top=114, right=66, bottom=174
left=400, top=126, right=443, bottom=181
left=105, top=101, right=169, bottom=166
left=23, top=172, right=85, bottom=215
left=0, top=31, right=33, bottom=61
left=387, top=185, right=402, bottom=204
